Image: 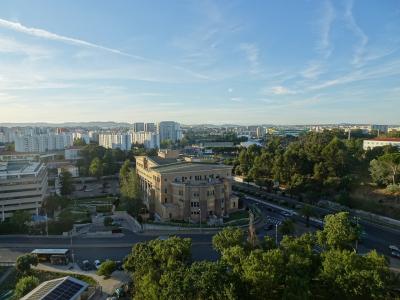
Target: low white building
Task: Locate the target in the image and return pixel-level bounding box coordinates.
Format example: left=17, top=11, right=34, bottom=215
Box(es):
left=65, top=148, right=82, bottom=160
left=363, top=138, right=400, bottom=150
left=57, top=165, right=79, bottom=178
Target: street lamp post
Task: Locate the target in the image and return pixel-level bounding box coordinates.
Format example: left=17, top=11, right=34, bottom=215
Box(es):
left=70, top=230, right=74, bottom=265
left=275, top=224, right=278, bottom=246
left=199, top=208, right=202, bottom=233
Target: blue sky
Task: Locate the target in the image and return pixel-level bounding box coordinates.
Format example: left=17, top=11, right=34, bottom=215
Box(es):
left=0, top=0, right=399, bottom=124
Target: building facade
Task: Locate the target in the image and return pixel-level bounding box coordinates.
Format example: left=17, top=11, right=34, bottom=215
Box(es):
left=131, top=131, right=160, bottom=149
left=136, top=153, right=238, bottom=222
left=363, top=138, right=400, bottom=150
left=15, top=134, right=73, bottom=153
left=157, top=121, right=182, bottom=143
left=98, top=133, right=132, bottom=151
left=0, top=160, right=48, bottom=220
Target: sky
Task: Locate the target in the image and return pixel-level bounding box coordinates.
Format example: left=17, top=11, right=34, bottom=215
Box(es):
left=0, top=0, right=399, bottom=125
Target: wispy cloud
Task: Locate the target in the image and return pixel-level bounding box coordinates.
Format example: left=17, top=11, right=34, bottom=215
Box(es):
left=301, top=61, right=324, bottom=80
left=0, top=18, right=145, bottom=59
left=239, top=43, right=261, bottom=74
left=344, top=0, right=368, bottom=66
left=270, top=86, right=297, bottom=95
left=316, top=0, right=335, bottom=58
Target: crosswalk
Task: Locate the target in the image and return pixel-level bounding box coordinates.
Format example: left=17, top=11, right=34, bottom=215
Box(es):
left=265, top=216, right=282, bottom=226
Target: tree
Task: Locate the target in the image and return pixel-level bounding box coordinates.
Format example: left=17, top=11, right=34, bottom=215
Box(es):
left=59, top=169, right=74, bottom=196
left=9, top=211, right=31, bottom=233
left=89, top=157, right=103, bottom=179
left=212, top=227, right=244, bottom=253
left=320, top=249, right=391, bottom=299
left=73, top=138, right=86, bottom=146
left=14, top=276, right=40, bottom=299
left=16, top=254, right=38, bottom=274
left=301, top=205, right=315, bottom=227
left=242, top=249, right=285, bottom=299
left=97, top=260, right=117, bottom=278
left=279, top=219, right=295, bottom=235
left=370, top=153, right=400, bottom=186
left=317, top=212, right=359, bottom=250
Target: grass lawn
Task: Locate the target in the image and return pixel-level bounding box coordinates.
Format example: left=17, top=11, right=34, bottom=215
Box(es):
left=350, top=185, right=400, bottom=219
left=225, top=210, right=248, bottom=221
left=0, top=268, right=97, bottom=297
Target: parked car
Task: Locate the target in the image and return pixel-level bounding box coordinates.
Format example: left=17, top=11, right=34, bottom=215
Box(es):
left=94, top=259, right=101, bottom=269
left=264, top=224, right=274, bottom=231
left=81, top=260, right=91, bottom=271
left=389, top=245, right=400, bottom=258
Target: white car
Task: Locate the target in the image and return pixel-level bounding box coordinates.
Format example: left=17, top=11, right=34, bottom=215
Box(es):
left=94, top=259, right=101, bottom=269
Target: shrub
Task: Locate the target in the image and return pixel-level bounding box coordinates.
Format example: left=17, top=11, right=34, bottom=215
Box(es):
left=16, top=254, right=38, bottom=274
left=97, top=260, right=116, bottom=277
left=14, top=275, right=39, bottom=299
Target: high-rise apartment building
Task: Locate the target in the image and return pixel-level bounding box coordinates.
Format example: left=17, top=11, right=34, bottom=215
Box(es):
left=157, top=121, right=182, bottom=143
left=133, top=122, right=145, bottom=132
left=131, top=131, right=160, bottom=149
left=14, top=134, right=73, bottom=153
left=144, top=123, right=156, bottom=133
left=98, top=133, right=132, bottom=151
left=0, top=160, right=48, bottom=220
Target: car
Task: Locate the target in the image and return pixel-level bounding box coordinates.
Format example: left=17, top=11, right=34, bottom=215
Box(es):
left=94, top=259, right=101, bottom=269
left=264, top=224, right=274, bottom=231
left=389, top=245, right=400, bottom=258
left=280, top=211, right=292, bottom=217
left=157, top=235, right=169, bottom=240
left=81, top=260, right=91, bottom=271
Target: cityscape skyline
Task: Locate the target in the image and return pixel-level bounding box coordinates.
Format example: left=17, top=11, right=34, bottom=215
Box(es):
left=0, top=0, right=400, bottom=124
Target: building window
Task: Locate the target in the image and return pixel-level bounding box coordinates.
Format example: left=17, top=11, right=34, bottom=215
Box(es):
left=165, top=197, right=168, bottom=203
left=164, top=188, right=167, bottom=193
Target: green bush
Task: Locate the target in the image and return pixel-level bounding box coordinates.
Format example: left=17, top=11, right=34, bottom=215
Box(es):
left=16, top=254, right=38, bottom=274
left=97, top=260, right=116, bottom=277
left=14, top=275, right=39, bottom=299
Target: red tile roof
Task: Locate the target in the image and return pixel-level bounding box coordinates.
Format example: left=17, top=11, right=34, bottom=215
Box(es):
left=369, top=138, right=400, bottom=142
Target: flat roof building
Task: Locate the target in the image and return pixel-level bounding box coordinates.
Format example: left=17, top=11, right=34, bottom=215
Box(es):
left=0, top=160, right=48, bottom=220
left=363, top=138, right=400, bottom=150
left=136, top=153, right=238, bottom=222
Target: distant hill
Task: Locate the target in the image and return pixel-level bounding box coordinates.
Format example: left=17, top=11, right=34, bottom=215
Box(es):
left=0, top=121, right=131, bottom=128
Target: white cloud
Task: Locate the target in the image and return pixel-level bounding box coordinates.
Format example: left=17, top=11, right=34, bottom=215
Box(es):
left=0, top=18, right=143, bottom=59
left=301, top=62, right=324, bottom=80
left=270, top=86, right=297, bottom=95
left=316, top=0, right=335, bottom=58
left=344, top=0, right=368, bottom=66
left=239, top=43, right=260, bottom=74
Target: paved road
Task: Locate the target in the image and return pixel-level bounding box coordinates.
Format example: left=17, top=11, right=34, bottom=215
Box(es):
left=243, top=194, right=400, bottom=257
left=0, top=230, right=218, bottom=264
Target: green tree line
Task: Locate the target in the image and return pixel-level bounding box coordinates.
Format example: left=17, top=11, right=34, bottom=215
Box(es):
left=123, top=212, right=399, bottom=300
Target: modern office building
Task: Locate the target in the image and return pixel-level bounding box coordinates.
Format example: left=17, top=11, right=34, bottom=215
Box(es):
left=98, top=133, right=132, bottom=151
left=133, top=122, right=145, bottom=132
left=157, top=121, right=182, bottom=143
left=363, top=138, right=400, bottom=150
left=131, top=131, right=160, bottom=149
left=0, top=160, right=48, bottom=220
left=136, top=151, right=238, bottom=222
left=14, top=134, right=73, bottom=153
left=144, top=122, right=156, bottom=132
